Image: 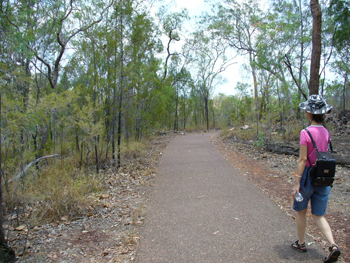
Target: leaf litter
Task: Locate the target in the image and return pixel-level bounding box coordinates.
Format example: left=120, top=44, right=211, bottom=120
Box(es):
left=212, top=132, right=350, bottom=263
left=6, top=132, right=176, bottom=262
left=6, top=130, right=349, bottom=262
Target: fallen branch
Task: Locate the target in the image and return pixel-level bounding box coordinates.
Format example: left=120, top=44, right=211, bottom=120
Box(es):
left=332, top=154, right=350, bottom=166
left=228, top=138, right=350, bottom=166
left=14, top=154, right=59, bottom=181
left=265, top=142, right=299, bottom=156
left=265, top=142, right=350, bottom=166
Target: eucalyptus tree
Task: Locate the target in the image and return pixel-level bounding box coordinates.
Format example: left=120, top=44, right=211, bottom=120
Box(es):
left=1, top=8, right=23, bottom=255
left=188, top=23, right=236, bottom=130
left=213, top=93, right=237, bottom=127
left=155, top=8, right=191, bottom=131
left=253, top=0, right=312, bottom=128
left=329, top=0, right=350, bottom=51
left=267, top=0, right=324, bottom=96
left=0, top=94, right=15, bottom=262
left=309, top=0, right=323, bottom=95
left=1, top=0, right=114, bottom=170
left=329, top=55, right=349, bottom=110
left=158, top=8, right=189, bottom=79
left=164, top=28, right=194, bottom=131
left=167, top=55, right=193, bottom=131
left=260, top=0, right=312, bottom=100
left=127, top=11, right=164, bottom=139
left=211, top=0, right=264, bottom=132
left=328, top=0, right=350, bottom=109
left=178, top=77, right=193, bottom=130
left=235, top=82, right=254, bottom=125
left=2, top=0, right=113, bottom=91
left=89, top=0, right=135, bottom=167
left=257, top=0, right=338, bottom=125
left=282, top=1, right=338, bottom=97
left=115, top=0, right=129, bottom=168
left=63, top=25, right=109, bottom=171
left=266, top=0, right=333, bottom=97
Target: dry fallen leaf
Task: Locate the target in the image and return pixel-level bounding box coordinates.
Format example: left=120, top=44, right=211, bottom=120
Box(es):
left=120, top=247, right=129, bottom=254
left=15, top=225, right=27, bottom=231
left=47, top=253, right=57, bottom=259
left=101, top=193, right=110, bottom=199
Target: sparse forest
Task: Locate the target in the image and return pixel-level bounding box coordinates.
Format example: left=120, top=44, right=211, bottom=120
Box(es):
left=0, top=0, right=349, bottom=261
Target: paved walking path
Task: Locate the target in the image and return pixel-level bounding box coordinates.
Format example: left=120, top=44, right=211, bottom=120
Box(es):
left=136, top=132, right=326, bottom=262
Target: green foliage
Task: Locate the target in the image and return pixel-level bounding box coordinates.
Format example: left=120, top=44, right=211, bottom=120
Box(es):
left=328, top=0, right=350, bottom=51
left=254, top=132, right=265, bottom=148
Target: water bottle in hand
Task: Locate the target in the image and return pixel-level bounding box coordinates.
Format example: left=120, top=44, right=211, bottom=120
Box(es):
left=295, top=192, right=303, bottom=202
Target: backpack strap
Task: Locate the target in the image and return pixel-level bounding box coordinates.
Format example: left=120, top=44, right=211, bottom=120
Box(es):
left=305, top=129, right=317, bottom=168
left=305, top=128, right=318, bottom=152
left=305, top=128, right=332, bottom=152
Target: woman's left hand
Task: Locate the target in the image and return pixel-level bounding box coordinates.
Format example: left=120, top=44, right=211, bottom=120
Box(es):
left=292, top=182, right=300, bottom=199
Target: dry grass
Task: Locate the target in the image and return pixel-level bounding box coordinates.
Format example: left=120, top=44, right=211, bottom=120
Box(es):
left=222, top=120, right=307, bottom=144
left=4, top=159, right=102, bottom=225
left=121, top=140, right=147, bottom=160
left=3, top=139, right=154, bottom=227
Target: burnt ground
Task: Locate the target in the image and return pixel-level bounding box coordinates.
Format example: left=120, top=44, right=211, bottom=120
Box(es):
left=5, top=130, right=350, bottom=263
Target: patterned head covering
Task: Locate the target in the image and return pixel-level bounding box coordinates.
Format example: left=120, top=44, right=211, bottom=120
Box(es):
left=299, top=95, right=333, bottom=114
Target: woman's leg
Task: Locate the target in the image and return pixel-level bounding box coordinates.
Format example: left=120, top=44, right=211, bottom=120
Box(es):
left=296, top=208, right=308, bottom=244
left=312, top=214, right=335, bottom=245
left=313, top=215, right=341, bottom=262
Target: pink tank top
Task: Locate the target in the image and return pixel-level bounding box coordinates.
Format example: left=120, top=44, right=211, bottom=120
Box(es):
left=300, top=125, right=330, bottom=166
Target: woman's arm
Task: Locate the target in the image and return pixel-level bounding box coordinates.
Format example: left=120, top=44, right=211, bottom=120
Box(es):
left=292, top=144, right=308, bottom=198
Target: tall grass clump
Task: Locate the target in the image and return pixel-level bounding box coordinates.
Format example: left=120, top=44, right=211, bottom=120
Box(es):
left=4, top=157, right=101, bottom=225
left=122, top=140, right=147, bottom=159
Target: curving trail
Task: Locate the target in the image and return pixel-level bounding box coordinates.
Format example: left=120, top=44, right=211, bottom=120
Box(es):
left=136, top=132, right=327, bottom=262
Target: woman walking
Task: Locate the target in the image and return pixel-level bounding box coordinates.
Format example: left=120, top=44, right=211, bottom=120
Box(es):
left=291, top=95, right=341, bottom=263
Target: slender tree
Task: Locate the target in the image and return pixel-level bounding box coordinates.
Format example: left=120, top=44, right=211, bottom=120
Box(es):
left=159, top=8, right=189, bottom=79
left=309, top=0, right=322, bottom=95
left=0, top=91, right=15, bottom=262
left=189, top=29, right=235, bottom=130
left=328, top=0, right=350, bottom=109
left=212, top=0, right=264, bottom=132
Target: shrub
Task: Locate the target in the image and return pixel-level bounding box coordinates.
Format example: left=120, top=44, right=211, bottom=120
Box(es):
left=4, top=157, right=101, bottom=225
left=254, top=132, right=265, bottom=148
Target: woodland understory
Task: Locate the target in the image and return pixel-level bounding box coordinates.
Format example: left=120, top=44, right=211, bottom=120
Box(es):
left=3, top=111, right=349, bottom=263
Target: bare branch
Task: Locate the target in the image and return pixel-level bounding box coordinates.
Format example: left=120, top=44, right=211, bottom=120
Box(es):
left=319, top=32, right=335, bottom=78
left=284, top=55, right=308, bottom=100
left=61, top=0, right=74, bottom=22
left=66, top=0, right=115, bottom=43
left=164, top=27, right=180, bottom=79
left=14, top=154, right=60, bottom=181
left=31, top=59, right=49, bottom=79
left=32, top=50, right=55, bottom=89
left=1, top=11, right=20, bottom=30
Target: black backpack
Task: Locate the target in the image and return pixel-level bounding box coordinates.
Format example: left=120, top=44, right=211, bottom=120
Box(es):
left=305, top=129, right=336, bottom=187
